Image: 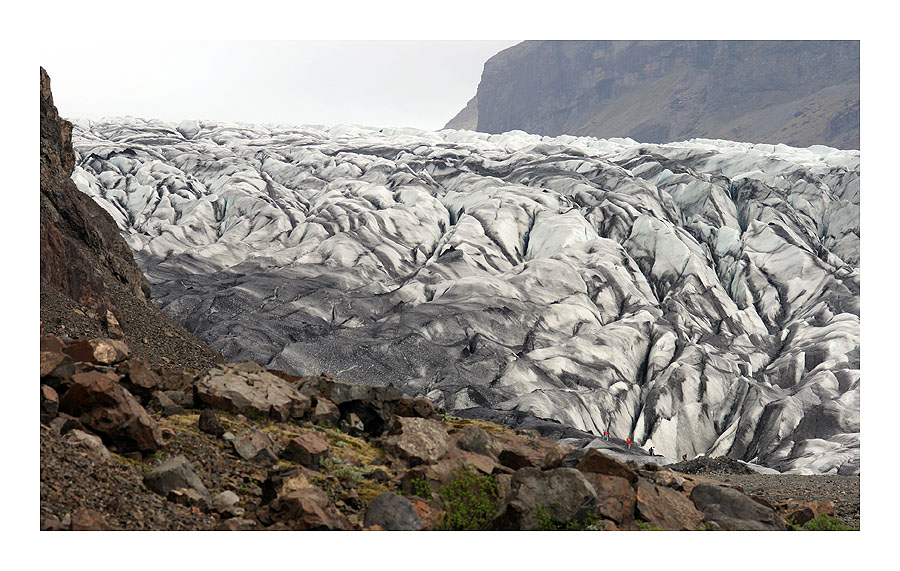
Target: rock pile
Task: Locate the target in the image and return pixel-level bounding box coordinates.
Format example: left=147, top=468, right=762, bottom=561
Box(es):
left=41, top=334, right=806, bottom=531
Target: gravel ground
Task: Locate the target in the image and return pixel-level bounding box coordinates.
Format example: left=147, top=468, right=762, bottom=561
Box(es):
left=40, top=280, right=223, bottom=372
left=665, top=456, right=860, bottom=529
left=716, top=473, right=860, bottom=529
left=40, top=424, right=220, bottom=530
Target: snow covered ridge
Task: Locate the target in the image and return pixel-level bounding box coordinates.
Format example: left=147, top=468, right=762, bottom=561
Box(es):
left=70, top=118, right=860, bottom=475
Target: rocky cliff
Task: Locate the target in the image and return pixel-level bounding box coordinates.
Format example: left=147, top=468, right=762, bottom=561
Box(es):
left=446, top=41, right=859, bottom=150
left=39, top=68, right=222, bottom=372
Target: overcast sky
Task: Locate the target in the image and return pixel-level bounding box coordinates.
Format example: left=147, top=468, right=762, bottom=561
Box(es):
left=40, top=40, right=519, bottom=131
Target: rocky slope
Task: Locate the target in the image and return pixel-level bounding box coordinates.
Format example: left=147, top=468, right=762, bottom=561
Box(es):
left=446, top=41, right=859, bottom=150
left=69, top=117, right=859, bottom=475
left=39, top=67, right=222, bottom=372
left=41, top=334, right=855, bottom=531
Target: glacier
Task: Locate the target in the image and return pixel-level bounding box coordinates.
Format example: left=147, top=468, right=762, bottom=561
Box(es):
left=69, top=118, right=860, bottom=474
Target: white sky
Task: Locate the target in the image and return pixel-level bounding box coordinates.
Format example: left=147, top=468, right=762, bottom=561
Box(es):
left=40, top=40, right=520, bottom=130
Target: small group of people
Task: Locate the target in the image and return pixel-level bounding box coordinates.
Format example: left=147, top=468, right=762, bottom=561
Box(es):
left=603, top=424, right=656, bottom=455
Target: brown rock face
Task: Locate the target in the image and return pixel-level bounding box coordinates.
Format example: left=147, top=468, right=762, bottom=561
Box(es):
left=63, top=338, right=130, bottom=366
left=264, top=488, right=351, bottom=530
left=489, top=467, right=598, bottom=531
left=194, top=364, right=311, bottom=421
left=39, top=67, right=222, bottom=372
left=576, top=448, right=639, bottom=483
left=689, top=483, right=786, bottom=531
left=282, top=432, right=330, bottom=468
left=382, top=417, right=452, bottom=466
left=635, top=479, right=705, bottom=530
left=582, top=472, right=635, bottom=525
left=40, top=67, right=148, bottom=318
left=773, top=499, right=836, bottom=527
left=58, top=370, right=163, bottom=452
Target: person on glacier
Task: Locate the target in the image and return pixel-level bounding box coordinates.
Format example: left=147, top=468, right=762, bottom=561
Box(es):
left=649, top=446, right=654, bottom=456
left=626, top=438, right=632, bottom=450
left=603, top=429, right=610, bottom=441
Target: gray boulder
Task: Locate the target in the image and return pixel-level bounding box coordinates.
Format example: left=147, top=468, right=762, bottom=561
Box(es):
left=689, top=483, right=786, bottom=530
left=489, top=467, right=598, bottom=530
left=363, top=492, right=423, bottom=531
left=143, top=455, right=211, bottom=502
left=233, top=428, right=279, bottom=465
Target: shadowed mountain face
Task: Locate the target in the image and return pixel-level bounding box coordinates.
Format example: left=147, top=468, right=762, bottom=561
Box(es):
left=39, top=68, right=222, bottom=371
left=70, top=117, right=859, bottom=474
left=445, top=41, right=859, bottom=150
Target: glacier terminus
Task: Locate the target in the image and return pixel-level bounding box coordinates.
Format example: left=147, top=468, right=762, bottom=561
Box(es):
left=70, top=119, right=860, bottom=475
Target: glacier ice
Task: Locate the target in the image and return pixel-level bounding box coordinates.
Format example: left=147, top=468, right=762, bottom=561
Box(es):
left=70, top=119, right=860, bottom=474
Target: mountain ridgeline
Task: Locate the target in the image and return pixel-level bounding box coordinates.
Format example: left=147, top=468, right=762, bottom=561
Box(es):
left=446, top=40, right=859, bottom=150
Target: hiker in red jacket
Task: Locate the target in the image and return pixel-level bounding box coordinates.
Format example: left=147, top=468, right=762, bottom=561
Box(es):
left=626, top=437, right=632, bottom=450
left=603, top=429, right=610, bottom=441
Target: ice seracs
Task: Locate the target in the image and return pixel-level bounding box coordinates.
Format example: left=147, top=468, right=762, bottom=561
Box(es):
left=71, top=119, right=860, bottom=475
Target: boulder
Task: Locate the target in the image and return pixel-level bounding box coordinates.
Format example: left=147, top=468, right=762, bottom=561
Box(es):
left=48, top=413, right=86, bottom=436
left=143, top=455, right=211, bottom=503
left=340, top=411, right=365, bottom=436
left=211, top=490, right=241, bottom=513
left=582, top=472, right=636, bottom=525
left=282, top=432, right=330, bottom=468
left=576, top=448, right=639, bottom=483
left=635, top=479, right=704, bottom=530
left=489, top=467, right=598, bottom=530
left=261, top=467, right=318, bottom=505
left=71, top=508, right=109, bottom=531
left=393, top=397, right=438, bottom=419
left=40, top=385, right=59, bottom=425
left=198, top=409, right=225, bottom=437
left=103, top=309, right=125, bottom=339
left=59, top=370, right=163, bottom=452
left=40, top=334, right=65, bottom=353
left=456, top=426, right=490, bottom=455
left=167, top=488, right=209, bottom=509
left=233, top=428, right=279, bottom=465
left=541, top=445, right=573, bottom=470
left=310, top=397, right=340, bottom=427
left=150, top=391, right=185, bottom=416
left=301, top=376, right=405, bottom=435
left=689, top=483, right=786, bottom=531
left=363, top=491, right=423, bottom=531
left=41, top=350, right=74, bottom=385
left=117, top=358, right=164, bottom=401
left=773, top=499, right=836, bottom=527
left=263, top=488, right=351, bottom=530
left=498, top=446, right=541, bottom=470
left=63, top=429, right=112, bottom=462
left=382, top=417, right=452, bottom=466
left=63, top=338, right=130, bottom=365
left=194, top=364, right=311, bottom=421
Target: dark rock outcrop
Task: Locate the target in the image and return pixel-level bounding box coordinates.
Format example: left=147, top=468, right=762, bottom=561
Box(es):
left=689, top=482, right=786, bottom=531
left=450, top=40, right=859, bottom=149
left=39, top=67, right=222, bottom=372
left=58, top=369, right=163, bottom=452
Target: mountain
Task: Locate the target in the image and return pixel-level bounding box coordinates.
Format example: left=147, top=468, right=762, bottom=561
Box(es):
left=39, top=68, right=222, bottom=372
left=69, top=118, right=859, bottom=475
left=445, top=41, right=859, bottom=150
